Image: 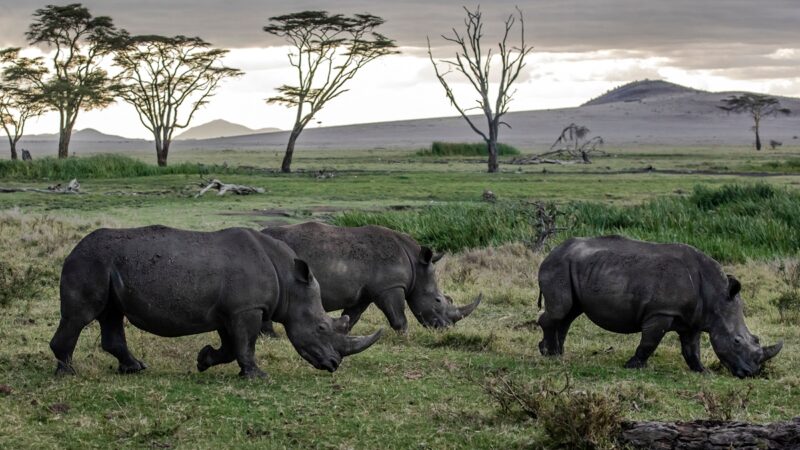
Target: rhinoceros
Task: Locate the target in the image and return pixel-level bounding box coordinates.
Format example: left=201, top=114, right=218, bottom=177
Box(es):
left=260, top=222, right=481, bottom=334
left=49, top=226, right=382, bottom=378
left=537, top=236, right=783, bottom=378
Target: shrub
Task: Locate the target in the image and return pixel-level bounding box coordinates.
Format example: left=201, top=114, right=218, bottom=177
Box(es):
left=416, top=141, right=520, bottom=157
left=0, top=261, right=49, bottom=307
left=481, top=371, right=624, bottom=449
left=0, top=154, right=235, bottom=180
left=698, top=385, right=753, bottom=421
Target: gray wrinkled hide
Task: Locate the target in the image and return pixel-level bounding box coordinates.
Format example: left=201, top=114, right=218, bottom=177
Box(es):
left=49, top=226, right=381, bottom=378
left=262, top=222, right=479, bottom=333
left=537, top=236, right=782, bottom=378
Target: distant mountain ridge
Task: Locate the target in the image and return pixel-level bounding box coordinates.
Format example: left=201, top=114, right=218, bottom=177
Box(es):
left=25, top=128, right=145, bottom=142
left=175, top=119, right=280, bottom=140
left=582, top=79, right=701, bottom=106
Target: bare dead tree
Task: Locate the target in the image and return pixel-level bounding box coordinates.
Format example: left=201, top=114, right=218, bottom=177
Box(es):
left=545, top=123, right=605, bottom=163
left=428, top=7, right=533, bottom=173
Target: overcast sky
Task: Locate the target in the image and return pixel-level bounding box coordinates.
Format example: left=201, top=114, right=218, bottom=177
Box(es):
left=2, top=0, right=799, bottom=139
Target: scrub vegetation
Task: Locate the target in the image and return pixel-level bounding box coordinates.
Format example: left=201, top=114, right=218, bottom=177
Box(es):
left=0, top=146, right=798, bottom=448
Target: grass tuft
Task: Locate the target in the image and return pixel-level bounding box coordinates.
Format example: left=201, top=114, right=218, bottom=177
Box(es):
left=0, top=154, right=235, bottom=180
left=416, top=141, right=521, bottom=157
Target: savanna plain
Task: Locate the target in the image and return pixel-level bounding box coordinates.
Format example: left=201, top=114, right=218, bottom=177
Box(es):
left=1, top=145, right=799, bottom=448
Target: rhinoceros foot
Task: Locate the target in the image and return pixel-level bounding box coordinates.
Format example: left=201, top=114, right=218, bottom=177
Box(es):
left=624, top=357, right=647, bottom=369
left=239, top=367, right=268, bottom=379
left=118, top=359, right=147, bottom=374
left=54, top=363, right=76, bottom=377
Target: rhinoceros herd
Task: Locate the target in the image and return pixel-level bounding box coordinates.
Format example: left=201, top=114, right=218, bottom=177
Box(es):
left=49, top=223, right=782, bottom=379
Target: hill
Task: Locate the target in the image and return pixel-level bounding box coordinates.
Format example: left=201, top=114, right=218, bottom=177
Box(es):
left=582, top=79, right=700, bottom=106
left=174, top=119, right=280, bottom=140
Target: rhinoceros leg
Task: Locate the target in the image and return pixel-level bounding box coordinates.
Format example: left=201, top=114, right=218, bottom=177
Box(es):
left=556, top=307, right=583, bottom=354
left=341, top=301, right=371, bottom=333
left=260, top=320, right=278, bottom=338
left=98, top=306, right=147, bottom=374
left=228, top=309, right=267, bottom=379
left=375, top=288, right=408, bottom=333
left=624, top=315, right=674, bottom=369
left=50, top=316, right=93, bottom=376
left=50, top=278, right=108, bottom=375
left=679, top=330, right=705, bottom=372
left=197, top=329, right=236, bottom=372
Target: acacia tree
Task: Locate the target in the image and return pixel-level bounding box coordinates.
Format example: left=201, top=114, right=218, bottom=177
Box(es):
left=0, top=48, right=47, bottom=160
left=114, top=35, right=242, bottom=166
left=19, top=4, right=119, bottom=158
left=428, top=7, right=532, bottom=173
left=718, top=93, right=790, bottom=150
left=264, top=11, right=397, bottom=173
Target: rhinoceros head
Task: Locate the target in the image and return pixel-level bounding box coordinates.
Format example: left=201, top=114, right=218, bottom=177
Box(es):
left=709, top=275, right=783, bottom=378
left=283, top=259, right=383, bottom=372
left=407, top=247, right=482, bottom=328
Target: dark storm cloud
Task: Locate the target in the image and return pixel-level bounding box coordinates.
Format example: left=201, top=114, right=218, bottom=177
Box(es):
left=1, top=0, right=798, bottom=78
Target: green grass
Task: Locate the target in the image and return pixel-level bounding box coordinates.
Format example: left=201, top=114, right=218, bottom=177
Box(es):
left=0, top=154, right=237, bottom=180
left=1, top=147, right=799, bottom=448
left=334, top=183, right=800, bottom=263
left=417, top=141, right=520, bottom=157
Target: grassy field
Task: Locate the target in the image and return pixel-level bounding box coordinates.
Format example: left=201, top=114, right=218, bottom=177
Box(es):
left=0, top=146, right=799, bottom=448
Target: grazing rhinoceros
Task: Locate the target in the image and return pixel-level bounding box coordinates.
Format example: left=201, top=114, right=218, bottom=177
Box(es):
left=260, top=222, right=481, bottom=334
left=49, top=226, right=382, bottom=378
left=537, top=236, right=783, bottom=378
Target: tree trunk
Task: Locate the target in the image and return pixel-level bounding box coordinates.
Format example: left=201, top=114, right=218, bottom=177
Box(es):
left=487, top=139, right=499, bottom=173
left=619, top=417, right=800, bottom=449
left=754, top=125, right=762, bottom=151
left=281, top=129, right=301, bottom=173
left=58, top=127, right=72, bottom=159
left=156, top=140, right=170, bottom=167
left=9, top=142, right=17, bottom=161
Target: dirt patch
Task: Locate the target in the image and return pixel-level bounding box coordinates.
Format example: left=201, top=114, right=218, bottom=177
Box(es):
left=218, top=208, right=292, bottom=217
left=255, top=220, right=292, bottom=228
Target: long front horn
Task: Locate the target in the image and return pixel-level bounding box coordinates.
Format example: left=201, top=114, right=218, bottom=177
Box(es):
left=336, top=329, right=383, bottom=356
left=761, top=340, right=784, bottom=363
left=447, top=293, right=483, bottom=322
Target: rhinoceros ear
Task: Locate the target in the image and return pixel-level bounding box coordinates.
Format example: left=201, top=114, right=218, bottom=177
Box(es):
left=293, top=259, right=313, bottom=285
left=419, top=246, right=434, bottom=265
left=727, top=274, right=741, bottom=299
left=432, top=252, right=445, bottom=264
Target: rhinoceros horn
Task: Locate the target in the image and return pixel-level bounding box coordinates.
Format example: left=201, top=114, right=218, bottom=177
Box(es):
left=446, top=293, right=483, bottom=323
left=760, top=340, right=783, bottom=363
left=336, top=329, right=383, bottom=356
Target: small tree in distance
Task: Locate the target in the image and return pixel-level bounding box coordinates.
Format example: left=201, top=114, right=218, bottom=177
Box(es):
left=114, top=35, right=242, bottom=166
left=718, top=93, right=790, bottom=151
left=428, top=7, right=532, bottom=173
left=0, top=48, right=47, bottom=160
left=264, top=11, right=398, bottom=173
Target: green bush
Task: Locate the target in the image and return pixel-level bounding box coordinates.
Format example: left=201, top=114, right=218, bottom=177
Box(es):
left=416, top=141, right=520, bottom=157
left=0, top=154, right=235, bottom=180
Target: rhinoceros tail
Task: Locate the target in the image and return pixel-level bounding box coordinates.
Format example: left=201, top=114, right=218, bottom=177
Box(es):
left=537, top=289, right=543, bottom=310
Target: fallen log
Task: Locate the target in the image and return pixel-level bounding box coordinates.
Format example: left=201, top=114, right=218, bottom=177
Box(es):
left=0, top=178, right=81, bottom=194
left=619, top=417, right=800, bottom=449
left=195, top=179, right=265, bottom=198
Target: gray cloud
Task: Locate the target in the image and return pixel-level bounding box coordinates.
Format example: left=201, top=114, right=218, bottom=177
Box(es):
left=1, top=1, right=798, bottom=79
